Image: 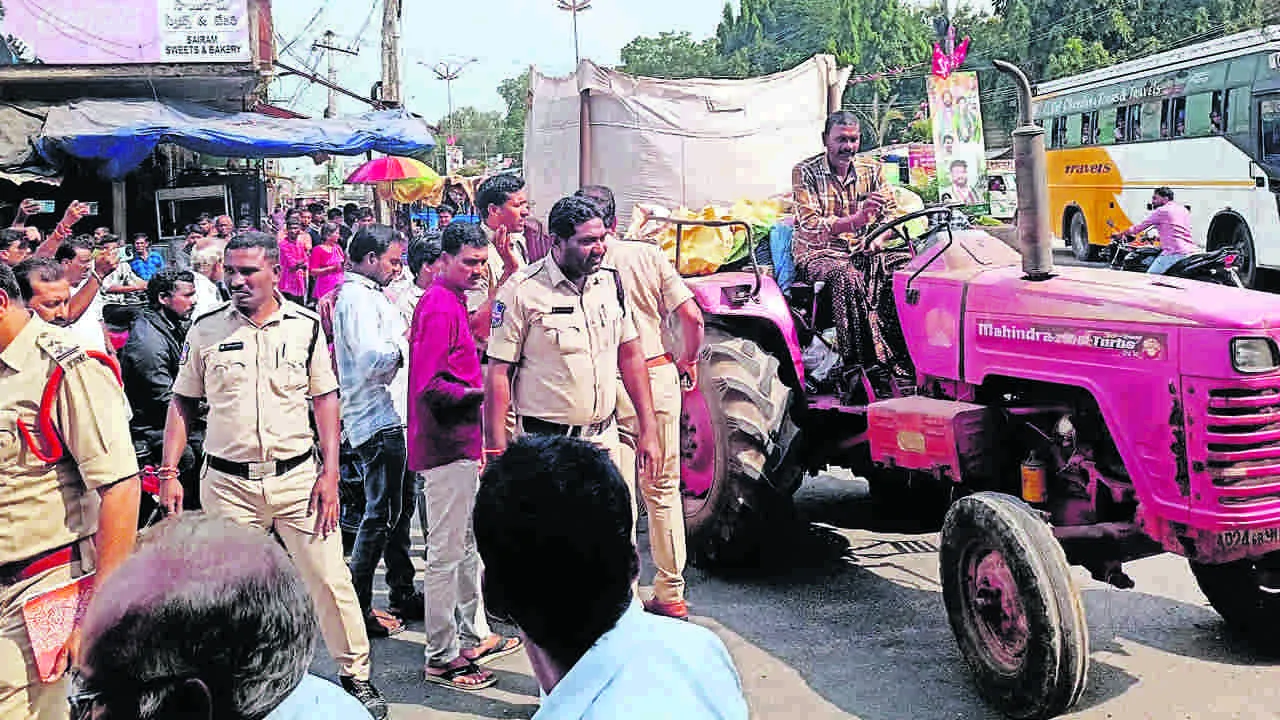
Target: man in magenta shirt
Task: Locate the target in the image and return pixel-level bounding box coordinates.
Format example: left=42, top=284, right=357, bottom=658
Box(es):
left=408, top=222, right=522, bottom=691
left=1123, top=186, right=1198, bottom=274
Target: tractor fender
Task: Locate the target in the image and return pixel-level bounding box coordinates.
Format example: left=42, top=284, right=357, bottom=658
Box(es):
left=684, top=272, right=806, bottom=389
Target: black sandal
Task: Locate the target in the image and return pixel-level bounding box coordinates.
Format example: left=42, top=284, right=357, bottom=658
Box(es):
left=424, top=662, right=497, bottom=692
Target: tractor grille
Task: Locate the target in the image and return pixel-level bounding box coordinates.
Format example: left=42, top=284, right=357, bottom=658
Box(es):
left=1205, top=386, right=1280, bottom=506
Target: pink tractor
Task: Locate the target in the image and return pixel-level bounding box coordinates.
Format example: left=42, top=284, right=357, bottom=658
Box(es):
left=672, top=61, right=1280, bottom=719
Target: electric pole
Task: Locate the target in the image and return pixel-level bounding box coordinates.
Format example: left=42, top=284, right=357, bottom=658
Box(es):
left=380, top=0, right=403, bottom=108
left=556, top=0, right=592, bottom=66
left=313, top=30, right=359, bottom=207
left=429, top=58, right=477, bottom=174
left=376, top=0, right=403, bottom=224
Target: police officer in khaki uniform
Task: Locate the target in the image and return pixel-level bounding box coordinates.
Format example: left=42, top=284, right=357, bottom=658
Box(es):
left=0, top=262, right=139, bottom=720
left=576, top=186, right=706, bottom=621
left=484, top=195, right=661, bottom=492
left=158, top=232, right=387, bottom=719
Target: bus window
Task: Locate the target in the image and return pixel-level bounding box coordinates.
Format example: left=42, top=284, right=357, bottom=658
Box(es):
left=1126, top=105, right=1143, bottom=141
left=1186, top=92, right=1214, bottom=136
left=1171, top=97, right=1188, bottom=137
left=1210, top=91, right=1225, bottom=133
left=1080, top=112, right=1094, bottom=145
left=1228, top=86, right=1251, bottom=134
left=1141, top=101, right=1162, bottom=140
left=1261, top=99, right=1280, bottom=165
left=1052, top=116, right=1068, bottom=147
left=1101, top=107, right=1118, bottom=145
left=1066, top=113, right=1083, bottom=146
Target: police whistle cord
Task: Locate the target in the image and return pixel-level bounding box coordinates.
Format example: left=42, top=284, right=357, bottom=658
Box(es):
left=15, top=351, right=123, bottom=464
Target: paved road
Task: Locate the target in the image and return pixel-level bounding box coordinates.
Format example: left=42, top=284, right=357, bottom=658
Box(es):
left=311, top=467, right=1280, bottom=719
left=309, top=243, right=1280, bottom=718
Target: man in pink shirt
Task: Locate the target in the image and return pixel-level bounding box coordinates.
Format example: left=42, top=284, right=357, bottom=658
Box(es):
left=408, top=222, right=521, bottom=691
left=1123, top=186, right=1198, bottom=274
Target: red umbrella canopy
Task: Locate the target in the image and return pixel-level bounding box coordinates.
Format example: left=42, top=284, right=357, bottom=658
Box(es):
left=344, top=156, right=436, bottom=184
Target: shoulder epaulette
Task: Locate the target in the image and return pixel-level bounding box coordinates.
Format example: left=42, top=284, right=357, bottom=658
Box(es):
left=34, top=330, right=88, bottom=370
left=191, top=302, right=231, bottom=327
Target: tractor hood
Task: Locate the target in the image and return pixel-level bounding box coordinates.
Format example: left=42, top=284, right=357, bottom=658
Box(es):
left=964, top=265, right=1280, bottom=330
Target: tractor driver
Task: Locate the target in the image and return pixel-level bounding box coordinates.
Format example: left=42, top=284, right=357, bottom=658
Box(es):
left=791, top=111, right=914, bottom=395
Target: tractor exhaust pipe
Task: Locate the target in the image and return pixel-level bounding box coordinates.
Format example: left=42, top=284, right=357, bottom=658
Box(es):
left=992, top=59, right=1054, bottom=281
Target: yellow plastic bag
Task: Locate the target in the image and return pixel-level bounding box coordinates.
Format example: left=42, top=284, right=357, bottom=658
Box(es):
left=656, top=206, right=740, bottom=276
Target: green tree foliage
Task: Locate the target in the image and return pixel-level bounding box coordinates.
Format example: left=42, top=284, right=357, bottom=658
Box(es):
left=496, top=72, right=531, bottom=162
left=619, top=32, right=746, bottom=78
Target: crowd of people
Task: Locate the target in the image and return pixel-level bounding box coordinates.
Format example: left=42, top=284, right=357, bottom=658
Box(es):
left=0, top=174, right=747, bottom=720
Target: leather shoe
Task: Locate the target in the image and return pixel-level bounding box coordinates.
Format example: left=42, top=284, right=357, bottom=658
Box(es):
left=340, top=676, right=388, bottom=720
left=642, top=597, right=690, bottom=621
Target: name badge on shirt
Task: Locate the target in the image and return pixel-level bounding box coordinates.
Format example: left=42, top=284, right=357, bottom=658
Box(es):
left=549, top=306, right=574, bottom=315
left=218, top=341, right=245, bottom=352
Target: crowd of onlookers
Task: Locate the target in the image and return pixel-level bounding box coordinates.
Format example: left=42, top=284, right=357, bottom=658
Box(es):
left=1, top=182, right=750, bottom=720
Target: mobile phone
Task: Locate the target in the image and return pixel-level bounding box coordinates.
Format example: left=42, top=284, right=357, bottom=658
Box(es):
left=33, top=200, right=56, bottom=214
left=84, top=202, right=100, bottom=215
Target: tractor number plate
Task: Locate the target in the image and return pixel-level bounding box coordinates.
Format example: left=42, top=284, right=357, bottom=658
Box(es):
left=1216, top=527, right=1280, bottom=551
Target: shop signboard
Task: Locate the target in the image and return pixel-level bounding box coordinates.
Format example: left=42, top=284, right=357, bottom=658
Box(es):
left=927, top=71, right=987, bottom=206
left=2, top=0, right=251, bottom=65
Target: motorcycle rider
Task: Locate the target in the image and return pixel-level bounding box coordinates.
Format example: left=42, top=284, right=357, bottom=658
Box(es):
left=1120, top=186, right=1198, bottom=274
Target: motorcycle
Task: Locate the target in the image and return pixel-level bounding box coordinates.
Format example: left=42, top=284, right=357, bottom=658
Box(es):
left=1104, top=220, right=1243, bottom=287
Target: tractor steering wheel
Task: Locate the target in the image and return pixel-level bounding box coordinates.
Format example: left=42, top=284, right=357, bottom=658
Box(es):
left=864, top=205, right=960, bottom=256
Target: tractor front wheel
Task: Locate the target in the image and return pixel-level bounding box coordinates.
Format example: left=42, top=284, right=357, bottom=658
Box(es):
left=1190, top=555, right=1280, bottom=651
left=940, top=492, right=1089, bottom=719
left=681, top=329, right=800, bottom=569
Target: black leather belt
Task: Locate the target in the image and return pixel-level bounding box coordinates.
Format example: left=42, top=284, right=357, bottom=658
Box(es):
left=520, top=415, right=614, bottom=438
left=207, top=451, right=312, bottom=480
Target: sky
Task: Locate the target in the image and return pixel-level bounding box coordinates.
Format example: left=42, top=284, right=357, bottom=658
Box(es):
left=270, top=0, right=729, bottom=122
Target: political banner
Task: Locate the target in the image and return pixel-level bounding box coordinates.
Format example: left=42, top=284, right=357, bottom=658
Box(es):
left=928, top=71, right=987, bottom=205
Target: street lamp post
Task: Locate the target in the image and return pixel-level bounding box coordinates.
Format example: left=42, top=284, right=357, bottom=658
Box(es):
left=556, top=0, right=592, bottom=66
left=423, top=57, right=477, bottom=174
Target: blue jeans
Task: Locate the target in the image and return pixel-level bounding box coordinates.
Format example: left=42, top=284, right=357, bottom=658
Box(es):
left=1147, top=252, right=1188, bottom=274
left=348, top=426, right=417, bottom=613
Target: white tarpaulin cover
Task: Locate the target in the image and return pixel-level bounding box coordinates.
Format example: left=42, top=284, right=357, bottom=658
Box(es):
left=525, top=55, right=849, bottom=229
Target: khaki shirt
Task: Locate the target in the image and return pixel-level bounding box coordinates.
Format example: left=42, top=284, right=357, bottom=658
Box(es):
left=465, top=223, right=527, bottom=312
left=0, top=317, right=137, bottom=564
left=172, top=296, right=338, bottom=463
left=604, top=239, right=695, bottom=360
left=487, top=255, right=638, bottom=426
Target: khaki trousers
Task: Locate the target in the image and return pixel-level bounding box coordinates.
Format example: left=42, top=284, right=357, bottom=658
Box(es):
left=201, top=460, right=372, bottom=680
left=0, top=563, right=78, bottom=720
left=420, top=459, right=490, bottom=665
left=616, top=362, right=687, bottom=604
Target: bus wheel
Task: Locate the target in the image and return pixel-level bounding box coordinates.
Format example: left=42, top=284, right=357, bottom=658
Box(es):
left=1068, top=212, right=1096, bottom=262
left=1230, top=223, right=1258, bottom=289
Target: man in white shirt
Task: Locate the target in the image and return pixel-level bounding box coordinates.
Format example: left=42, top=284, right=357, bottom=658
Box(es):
left=189, top=246, right=227, bottom=318
left=475, top=435, right=749, bottom=720
left=53, top=235, right=110, bottom=353
left=332, top=225, right=423, bottom=631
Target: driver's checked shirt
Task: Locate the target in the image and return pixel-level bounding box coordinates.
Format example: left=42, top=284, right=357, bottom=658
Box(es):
left=1131, top=202, right=1198, bottom=255
left=792, top=152, right=899, bottom=259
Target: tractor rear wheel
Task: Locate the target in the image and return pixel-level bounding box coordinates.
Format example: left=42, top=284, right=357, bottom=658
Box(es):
left=681, top=329, right=801, bottom=568
left=1190, top=556, right=1280, bottom=651
left=940, top=492, right=1089, bottom=719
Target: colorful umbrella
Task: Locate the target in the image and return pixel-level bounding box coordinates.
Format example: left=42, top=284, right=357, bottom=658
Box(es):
left=344, top=156, right=436, bottom=184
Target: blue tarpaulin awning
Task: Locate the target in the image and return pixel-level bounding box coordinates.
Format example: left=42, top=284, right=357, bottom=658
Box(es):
left=34, top=99, right=436, bottom=180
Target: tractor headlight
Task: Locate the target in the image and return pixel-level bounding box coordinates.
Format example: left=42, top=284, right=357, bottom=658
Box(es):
left=1232, top=337, right=1280, bottom=374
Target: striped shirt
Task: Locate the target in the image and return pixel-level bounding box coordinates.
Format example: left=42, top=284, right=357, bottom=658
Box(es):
left=791, top=152, right=897, bottom=259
